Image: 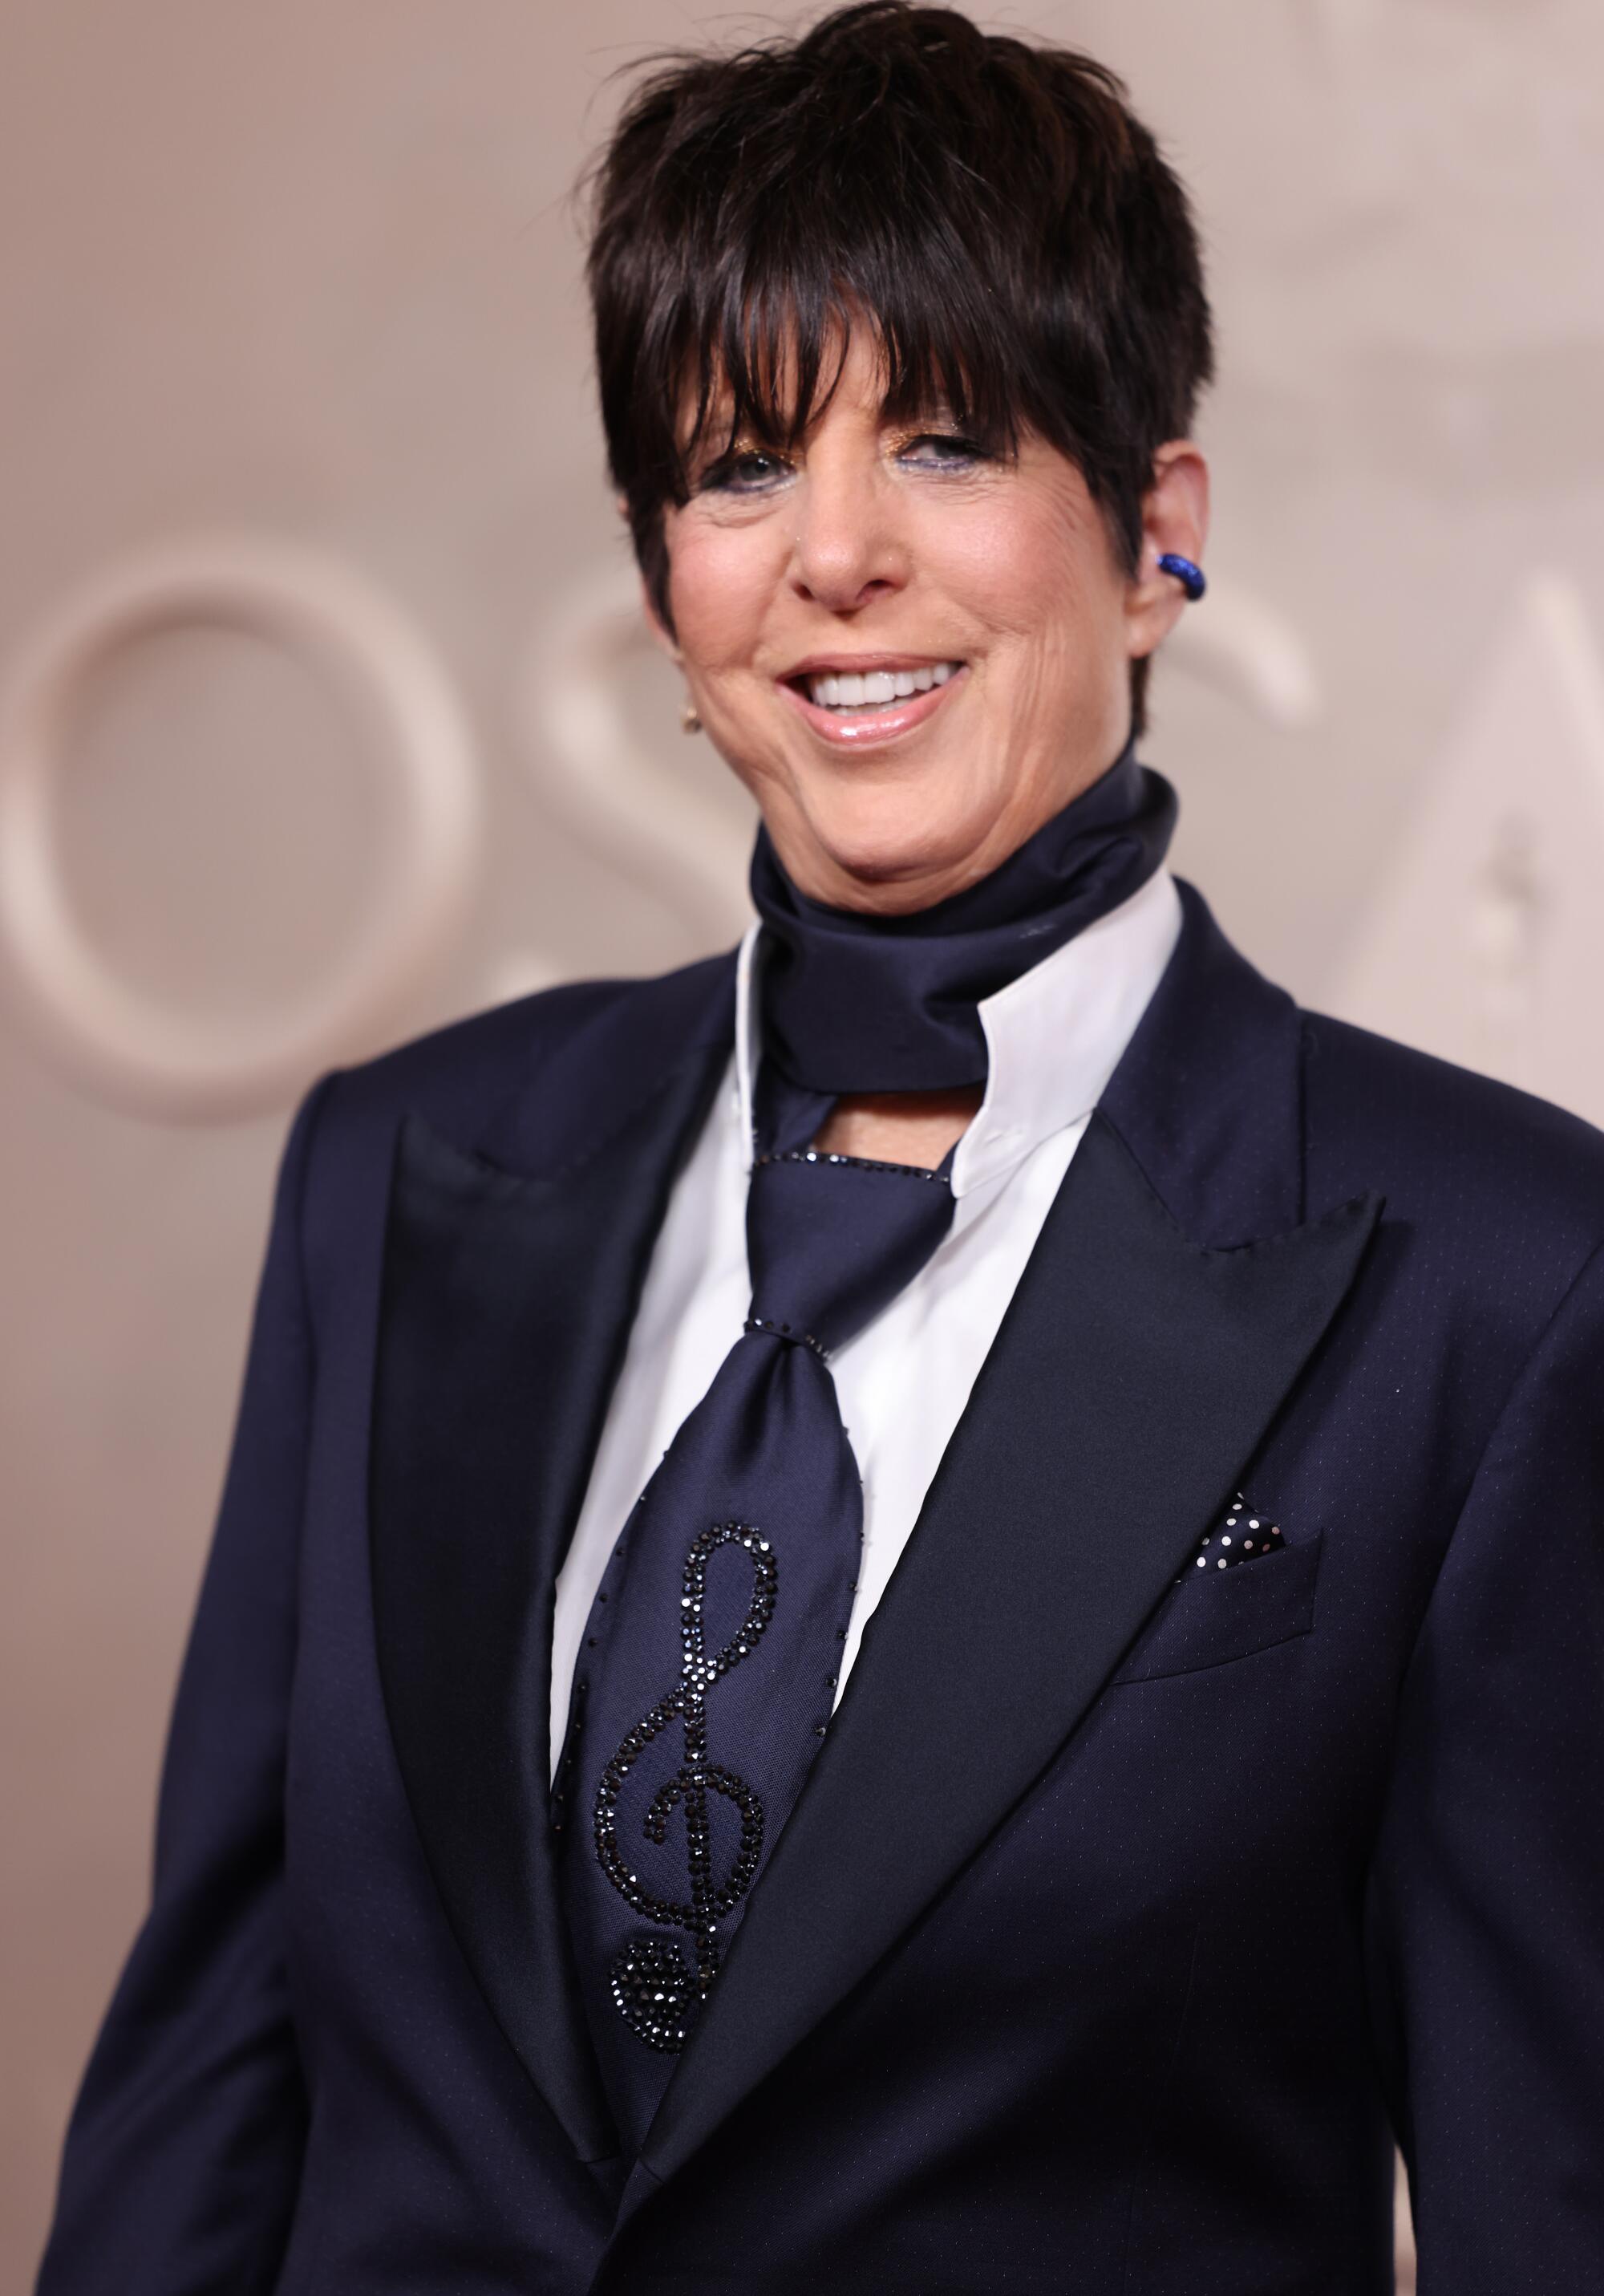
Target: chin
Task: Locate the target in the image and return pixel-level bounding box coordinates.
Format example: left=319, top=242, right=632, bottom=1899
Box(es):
left=789, top=780, right=1002, bottom=911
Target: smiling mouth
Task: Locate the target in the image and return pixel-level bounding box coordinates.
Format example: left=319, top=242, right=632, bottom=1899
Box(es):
left=792, top=659, right=963, bottom=712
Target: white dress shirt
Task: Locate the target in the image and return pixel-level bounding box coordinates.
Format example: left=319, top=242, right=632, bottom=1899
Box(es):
left=549, top=867, right=1182, bottom=1775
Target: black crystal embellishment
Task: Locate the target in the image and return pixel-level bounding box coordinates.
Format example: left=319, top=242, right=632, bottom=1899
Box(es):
left=609, top=1934, right=699, bottom=2055
left=593, top=1519, right=776, bottom=2051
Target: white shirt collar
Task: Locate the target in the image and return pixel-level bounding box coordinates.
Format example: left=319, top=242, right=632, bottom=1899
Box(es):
left=734, top=866, right=1181, bottom=1199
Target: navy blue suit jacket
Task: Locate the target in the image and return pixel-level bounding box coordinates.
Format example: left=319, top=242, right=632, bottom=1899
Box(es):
left=37, top=886, right=1604, bottom=2294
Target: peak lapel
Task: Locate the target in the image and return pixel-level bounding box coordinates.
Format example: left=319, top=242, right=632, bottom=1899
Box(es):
left=631, top=889, right=1383, bottom=2201
left=369, top=995, right=731, bottom=2164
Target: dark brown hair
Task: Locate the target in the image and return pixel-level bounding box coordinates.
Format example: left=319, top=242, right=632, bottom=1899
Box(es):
left=585, top=2, right=1213, bottom=730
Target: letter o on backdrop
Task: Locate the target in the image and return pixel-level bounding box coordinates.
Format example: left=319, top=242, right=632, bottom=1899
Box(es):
left=0, top=537, right=481, bottom=1122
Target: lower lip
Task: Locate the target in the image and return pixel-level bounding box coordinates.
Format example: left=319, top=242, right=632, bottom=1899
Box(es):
left=780, top=667, right=967, bottom=748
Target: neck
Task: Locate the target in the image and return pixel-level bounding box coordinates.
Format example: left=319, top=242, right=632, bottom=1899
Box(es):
left=812, top=1086, right=985, bottom=1172
left=747, top=742, right=1175, bottom=1101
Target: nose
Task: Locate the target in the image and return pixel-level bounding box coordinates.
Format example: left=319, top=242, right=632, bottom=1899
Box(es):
left=787, top=457, right=909, bottom=615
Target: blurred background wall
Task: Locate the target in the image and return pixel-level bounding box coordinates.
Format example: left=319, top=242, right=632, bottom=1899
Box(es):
left=4, top=2, right=1603, bottom=2282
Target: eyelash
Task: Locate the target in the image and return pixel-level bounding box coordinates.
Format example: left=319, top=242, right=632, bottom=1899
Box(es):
left=696, top=432, right=990, bottom=495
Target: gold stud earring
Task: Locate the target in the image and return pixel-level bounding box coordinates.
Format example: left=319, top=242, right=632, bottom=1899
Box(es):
left=680, top=701, right=703, bottom=736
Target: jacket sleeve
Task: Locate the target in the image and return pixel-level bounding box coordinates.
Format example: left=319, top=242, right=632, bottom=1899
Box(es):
left=1365, top=1240, right=1604, bottom=2294
left=37, top=1076, right=336, bottom=2296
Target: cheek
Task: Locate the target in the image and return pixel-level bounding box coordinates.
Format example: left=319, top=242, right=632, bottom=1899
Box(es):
left=665, top=517, right=772, bottom=676
left=922, top=488, right=1123, bottom=660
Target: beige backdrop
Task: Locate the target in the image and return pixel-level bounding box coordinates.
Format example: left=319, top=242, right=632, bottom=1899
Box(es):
left=6, top=2, right=1604, bottom=2283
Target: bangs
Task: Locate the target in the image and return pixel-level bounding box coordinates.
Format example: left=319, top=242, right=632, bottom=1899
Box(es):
left=662, top=237, right=1031, bottom=485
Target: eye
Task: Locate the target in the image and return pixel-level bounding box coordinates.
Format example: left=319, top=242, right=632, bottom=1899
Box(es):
left=698, top=447, right=793, bottom=496
left=897, top=432, right=990, bottom=470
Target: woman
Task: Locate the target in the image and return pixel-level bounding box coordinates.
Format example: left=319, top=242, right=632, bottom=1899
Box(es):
left=38, top=7, right=1604, bottom=2292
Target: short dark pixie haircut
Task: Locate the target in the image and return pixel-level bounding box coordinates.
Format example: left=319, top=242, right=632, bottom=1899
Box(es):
left=585, top=1, right=1213, bottom=732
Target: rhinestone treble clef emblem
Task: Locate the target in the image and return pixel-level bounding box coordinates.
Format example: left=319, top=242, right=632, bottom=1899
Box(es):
left=595, top=1520, right=777, bottom=2052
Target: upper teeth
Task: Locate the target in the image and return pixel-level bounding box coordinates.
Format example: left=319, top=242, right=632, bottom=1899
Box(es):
left=805, top=661, right=958, bottom=709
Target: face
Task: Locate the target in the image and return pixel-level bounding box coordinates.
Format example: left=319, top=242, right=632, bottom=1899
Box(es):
left=653, top=327, right=1207, bottom=914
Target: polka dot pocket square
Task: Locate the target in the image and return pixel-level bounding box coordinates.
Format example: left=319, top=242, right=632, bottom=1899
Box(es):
left=1112, top=1497, right=1323, bottom=1686
left=1185, top=1493, right=1285, bottom=1579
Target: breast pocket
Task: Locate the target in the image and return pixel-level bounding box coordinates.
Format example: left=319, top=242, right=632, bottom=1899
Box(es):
left=1112, top=1531, right=1323, bottom=1685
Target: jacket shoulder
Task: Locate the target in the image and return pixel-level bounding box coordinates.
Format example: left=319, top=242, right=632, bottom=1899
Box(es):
left=282, top=951, right=736, bottom=1310
left=321, top=948, right=736, bottom=1141
left=1302, top=1007, right=1604, bottom=1265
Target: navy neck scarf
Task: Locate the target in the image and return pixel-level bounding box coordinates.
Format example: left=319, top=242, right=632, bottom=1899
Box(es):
left=748, top=741, right=1177, bottom=1097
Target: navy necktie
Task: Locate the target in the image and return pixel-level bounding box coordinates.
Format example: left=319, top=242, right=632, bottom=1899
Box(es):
left=553, top=742, right=1177, bottom=2152
left=553, top=1136, right=955, bottom=2152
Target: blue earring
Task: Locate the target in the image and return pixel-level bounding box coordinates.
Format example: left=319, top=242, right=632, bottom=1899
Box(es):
left=1157, top=551, right=1206, bottom=601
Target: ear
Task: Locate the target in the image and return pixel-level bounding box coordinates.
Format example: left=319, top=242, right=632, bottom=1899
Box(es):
left=1124, top=441, right=1211, bottom=663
